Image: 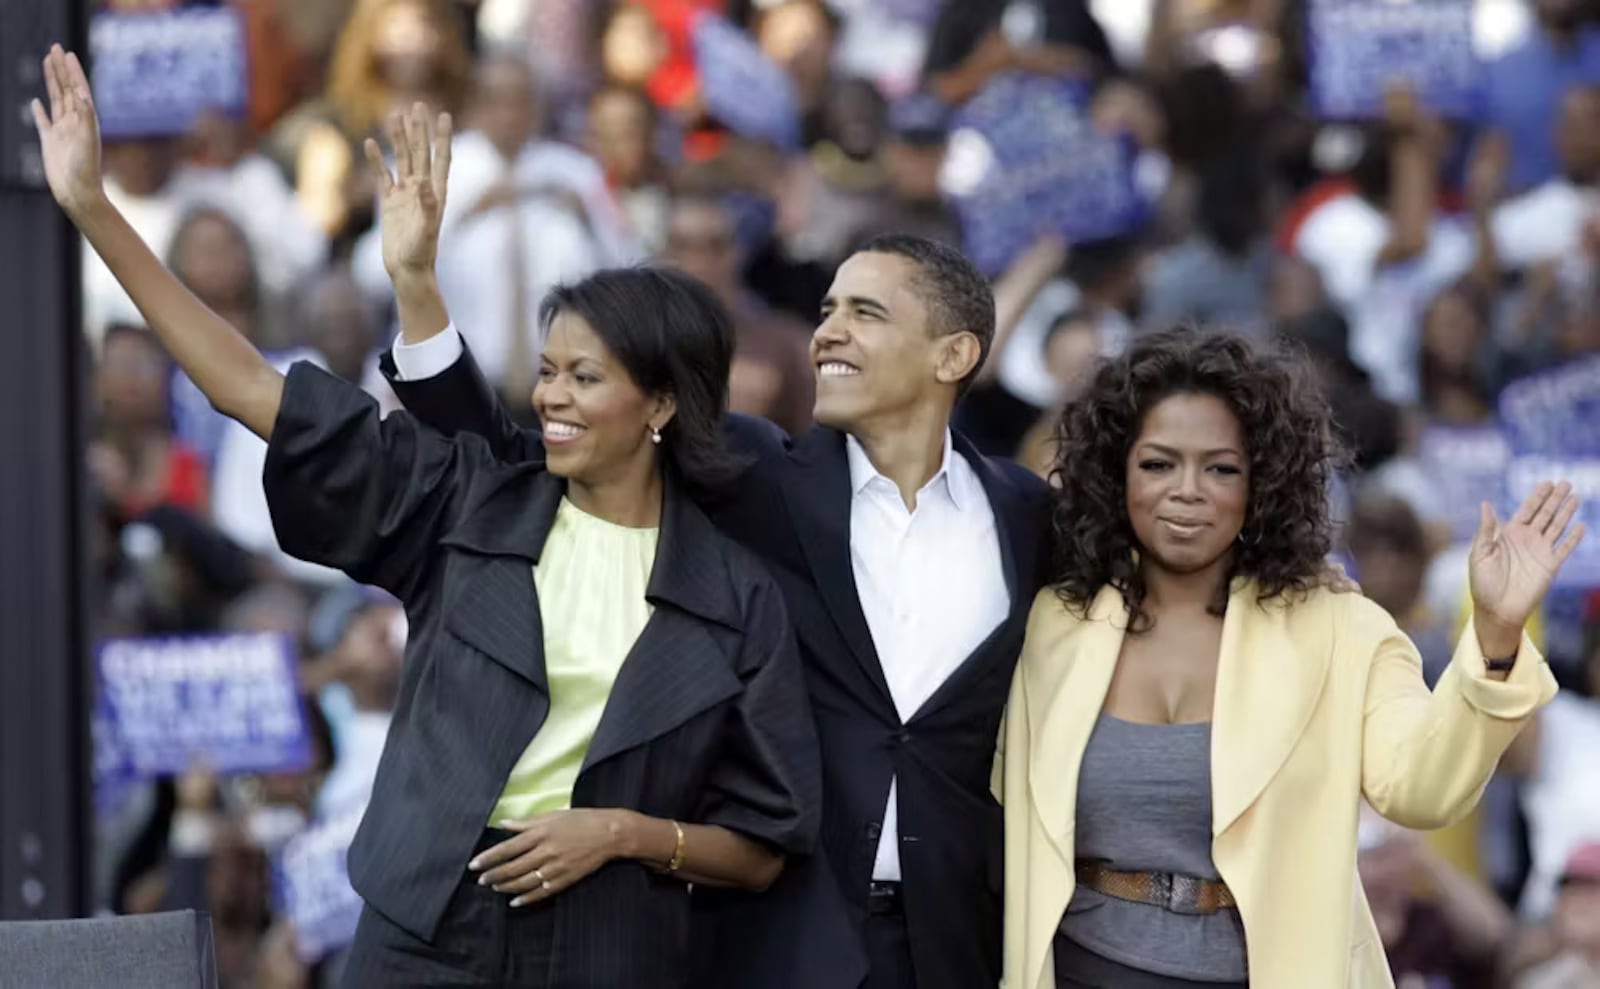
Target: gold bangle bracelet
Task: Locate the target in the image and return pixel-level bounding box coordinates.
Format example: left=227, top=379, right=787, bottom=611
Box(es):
left=667, top=820, right=687, bottom=873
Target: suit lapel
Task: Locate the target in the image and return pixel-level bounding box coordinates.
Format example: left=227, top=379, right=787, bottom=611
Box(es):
left=582, top=614, right=742, bottom=772
left=438, top=464, right=565, bottom=691
left=583, top=481, right=746, bottom=772
left=1210, top=580, right=1330, bottom=837
left=780, top=428, right=895, bottom=709
left=1026, top=586, right=1125, bottom=860
left=960, top=435, right=1039, bottom=608
left=910, top=439, right=1040, bottom=720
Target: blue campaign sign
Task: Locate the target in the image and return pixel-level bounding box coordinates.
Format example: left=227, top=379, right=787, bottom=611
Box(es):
left=1306, top=0, right=1484, bottom=121
left=89, top=6, right=249, bottom=140
left=942, top=72, right=1147, bottom=276
left=92, top=704, right=137, bottom=817
left=96, top=632, right=311, bottom=777
left=1498, top=355, right=1600, bottom=589
left=1503, top=454, right=1600, bottom=589
left=277, top=807, right=366, bottom=962
left=691, top=13, right=801, bottom=152
left=1416, top=425, right=1511, bottom=545
left=1499, top=354, right=1600, bottom=457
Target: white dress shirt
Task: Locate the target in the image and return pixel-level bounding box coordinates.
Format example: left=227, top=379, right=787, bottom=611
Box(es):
left=846, top=434, right=1009, bottom=880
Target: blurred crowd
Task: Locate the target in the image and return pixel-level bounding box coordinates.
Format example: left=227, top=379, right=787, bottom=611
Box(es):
left=80, top=0, right=1600, bottom=986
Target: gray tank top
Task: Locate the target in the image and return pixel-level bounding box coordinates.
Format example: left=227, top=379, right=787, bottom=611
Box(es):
left=1059, top=715, right=1248, bottom=982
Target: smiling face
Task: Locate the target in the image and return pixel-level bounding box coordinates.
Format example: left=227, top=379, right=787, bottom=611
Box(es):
left=1125, top=392, right=1250, bottom=579
left=811, top=251, right=974, bottom=432
left=534, top=311, right=674, bottom=488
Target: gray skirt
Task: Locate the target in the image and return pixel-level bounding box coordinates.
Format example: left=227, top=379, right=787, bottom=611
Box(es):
left=1054, top=935, right=1249, bottom=989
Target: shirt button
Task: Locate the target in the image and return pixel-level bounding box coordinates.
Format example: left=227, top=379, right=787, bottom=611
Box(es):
left=865, top=822, right=882, bottom=841
left=894, top=729, right=912, bottom=745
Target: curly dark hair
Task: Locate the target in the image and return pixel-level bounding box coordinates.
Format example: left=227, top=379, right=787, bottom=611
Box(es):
left=1049, top=329, right=1349, bottom=632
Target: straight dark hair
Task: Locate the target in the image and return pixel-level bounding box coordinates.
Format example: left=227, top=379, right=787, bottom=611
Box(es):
left=539, top=267, right=741, bottom=490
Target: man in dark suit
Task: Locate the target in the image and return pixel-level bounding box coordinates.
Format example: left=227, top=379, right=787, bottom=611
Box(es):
left=386, top=233, right=1051, bottom=989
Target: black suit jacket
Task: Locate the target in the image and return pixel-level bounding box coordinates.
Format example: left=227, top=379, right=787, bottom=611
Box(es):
left=264, top=363, right=820, bottom=987
left=381, top=347, right=1051, bottom=989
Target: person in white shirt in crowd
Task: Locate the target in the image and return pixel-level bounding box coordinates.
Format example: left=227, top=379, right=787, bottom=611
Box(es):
left=1291, top=87, right=1475, bottom=406
left=1474, top=85, right=1600, bottom=291
left=353, top=52, right=619, bottom=408
left=210, top=265, right=397, bottom=588
left=1517, top=629, right=1600, bottom=924
left=167, top=108, right=329, bottom=306
left=83, top=136, right=185, bottom=348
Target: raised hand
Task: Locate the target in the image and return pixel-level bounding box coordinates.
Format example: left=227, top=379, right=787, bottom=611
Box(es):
left=363, top=102, right=453, bottom=282
left=31, top=45, right=105, bottom=219
left=1468, top=481, right=1586, bottom=646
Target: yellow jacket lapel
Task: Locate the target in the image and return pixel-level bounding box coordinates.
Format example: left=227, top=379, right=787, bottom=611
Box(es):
left=1211, top=580, right=1332, bottom=838
left=1024, top=586, right=1126, bottom=859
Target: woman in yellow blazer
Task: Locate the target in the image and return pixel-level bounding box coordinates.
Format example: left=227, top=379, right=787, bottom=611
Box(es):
left=996, top=332, right=1585, bottom=989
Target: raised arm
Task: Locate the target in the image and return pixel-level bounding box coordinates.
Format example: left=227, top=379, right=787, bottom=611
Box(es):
left=38, top=47, right=481, bottom=599
left=33, top=46, right=279, bottom=436
left=349, top=105, right=534, bottom=461
left=1361, top=483, right=1583, bottom=828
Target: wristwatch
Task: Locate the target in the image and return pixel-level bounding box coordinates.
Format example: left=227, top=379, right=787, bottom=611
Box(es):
left=1484, top=652, right=1518, bottom=674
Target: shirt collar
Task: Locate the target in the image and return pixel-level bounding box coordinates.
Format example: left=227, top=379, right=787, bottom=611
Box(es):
left=844, top=430, right=973, bottom=511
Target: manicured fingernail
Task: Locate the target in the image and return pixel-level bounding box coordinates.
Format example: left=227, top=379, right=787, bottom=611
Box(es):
left=510, top=897, right=526, bottom=908
left=477, top=875, right=488, bottom=886
left=468, top=857, right=481, bottom=871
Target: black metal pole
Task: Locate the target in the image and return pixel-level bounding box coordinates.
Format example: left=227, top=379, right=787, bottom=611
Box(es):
left=0, top=0, right=92, bottom=921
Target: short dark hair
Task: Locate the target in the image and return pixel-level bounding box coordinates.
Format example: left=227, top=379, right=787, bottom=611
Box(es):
left=855, top=233, right=996, bottom=392
left=1049, top=328, right=1350, bottom=632
left=539, top=267, right=739, bottom=490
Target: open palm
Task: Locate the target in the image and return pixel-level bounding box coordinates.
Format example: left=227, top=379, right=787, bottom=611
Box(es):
left=31, top=45, right=104, bottom=218
left=364, top=103, right=453, bottom=280
left=1468, top=481, right=1586, bottom=632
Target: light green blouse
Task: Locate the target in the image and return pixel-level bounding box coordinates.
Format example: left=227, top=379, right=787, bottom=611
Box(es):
left=490, top=498, right=659, bottom=823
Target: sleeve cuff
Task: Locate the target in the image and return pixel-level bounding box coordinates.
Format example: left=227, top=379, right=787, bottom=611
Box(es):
left=1449, top=615, right=1559, bottom=721
left=391, top=325, right=464, bottom=381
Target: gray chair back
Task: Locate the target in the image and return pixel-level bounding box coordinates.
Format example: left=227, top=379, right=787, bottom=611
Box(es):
left=0, top=910, right=217, bottom=988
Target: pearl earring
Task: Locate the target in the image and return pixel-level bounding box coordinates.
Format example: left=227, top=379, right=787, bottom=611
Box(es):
left=649, top=426, right=662, bottom=445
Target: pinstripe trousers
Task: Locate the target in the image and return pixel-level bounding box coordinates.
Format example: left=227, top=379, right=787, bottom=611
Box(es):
left=342, top=829, right=556, bottom=988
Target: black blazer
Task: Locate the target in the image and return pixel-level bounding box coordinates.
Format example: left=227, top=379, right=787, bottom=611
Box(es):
left=381, top=348, right=1051, bottom=989
left=264, top=363, right=820, bottom=987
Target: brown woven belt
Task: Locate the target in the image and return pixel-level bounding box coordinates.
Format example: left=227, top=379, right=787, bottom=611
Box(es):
left=1074, top=861, right=1237, bottom=916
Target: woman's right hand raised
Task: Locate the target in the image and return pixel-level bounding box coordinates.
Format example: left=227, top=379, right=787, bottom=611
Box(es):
left=31, top=45, right=106, bottom=220
left=364, top=103, right=453, bottom=284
